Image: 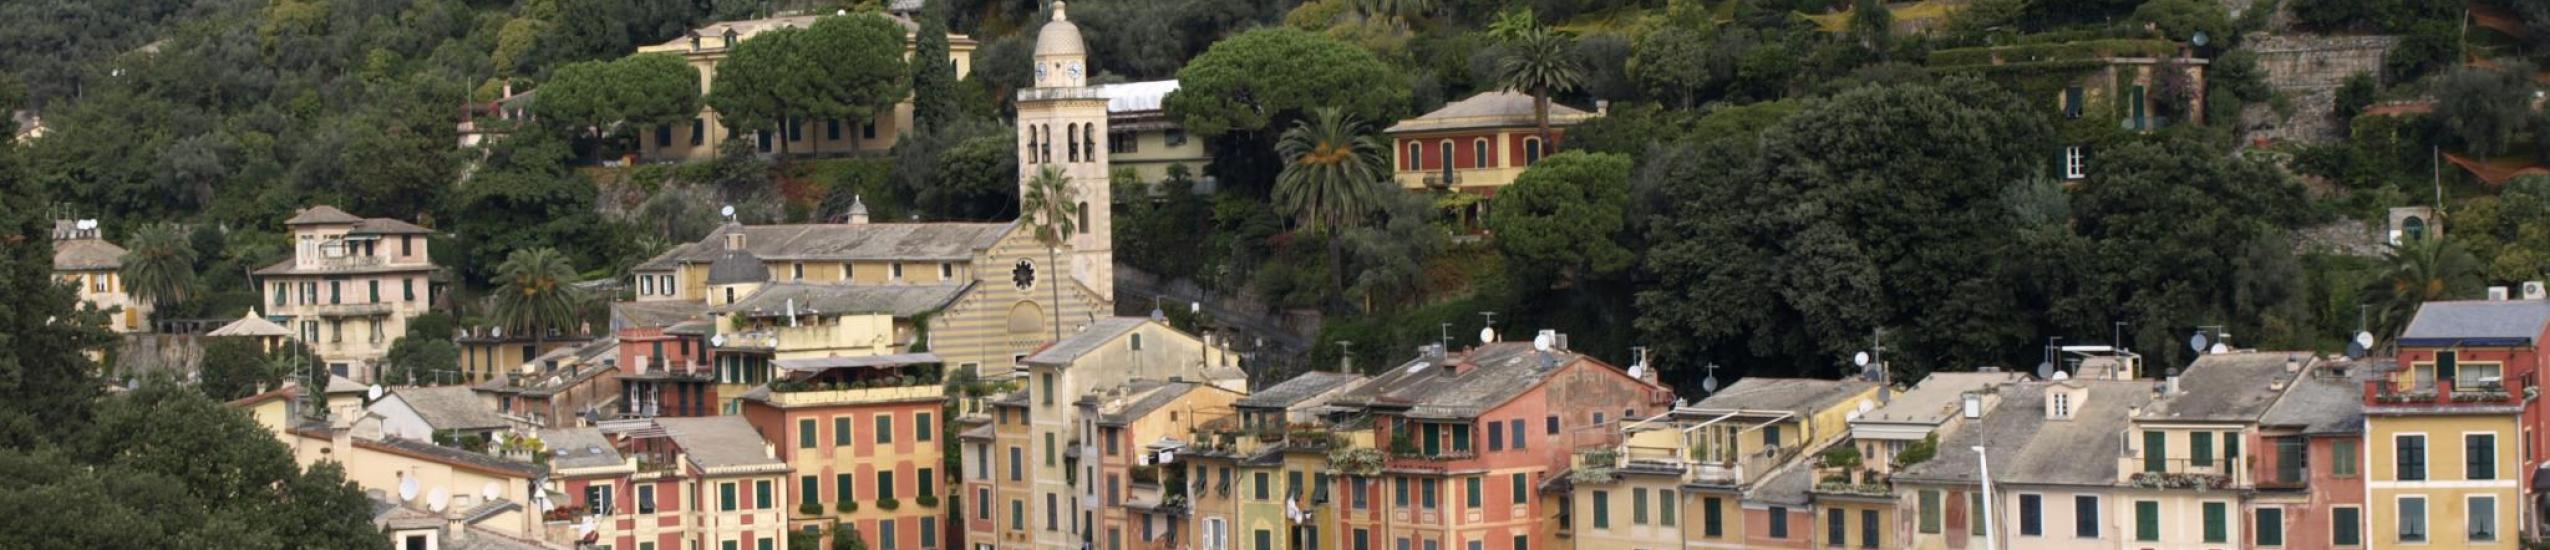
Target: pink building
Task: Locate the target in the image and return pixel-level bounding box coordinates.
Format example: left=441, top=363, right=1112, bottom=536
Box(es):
left=2251, top=358, right=2369, bottom=549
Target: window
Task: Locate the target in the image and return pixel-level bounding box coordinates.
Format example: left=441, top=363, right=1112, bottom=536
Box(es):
left=917, top=468, right=935, bottom=500
left=1593, top=412, right=1606, bottom=427
left=876, top=414, right=895, bottom=444
left=1860, top=509, right=1880, bottom=549
left=1421, top=479, right=1438, bottom=509
left=368, top=280, right=380, bottom=303
left=1828, top=508, right=1846, bottom=546
left=586, top=485, right=616, bottom=515
left=719, top=482, right=737, bottom=511
left=1253, top=473, right=1269, bottom=501
left=2470, top=495, right=2498, bottom=541
left=2275, top=437, right=2307, bottom=483
left=691, top=118, right=705, bottom=145
left=2063, top=146, right=2087, bottom=180
left=1510, top=419, right=1526, bottom=449
left=1046, top=493, right=1057, bottom=530
left=1473, top=139, right=1490, bottom=168
left=1546, top=416, right=1559, bottom=435
left=1590, top=490, right=1609, bottom=529
left=1659, top=489, right=1675, bottom=526
left=836, top=417, right=854, bottom=446
left=827, top=119, right=842, bottom=141
left=1918, top=490, right=1942, bottom=534
left=1487, top=422, right=1504, bottom=452
left=2224, top=431, right=2240, bottom=462
left=638, top=485, right=656, bottom=514
left=786, top=117, right=803, bottom=142
left=404, top=278, right=416, bottom=301
left=2397, top=496, right=2426, bottom=542
left=755, top=480, right=772, bottom=509
left=916, top=413, right=934, bottom=442
left=2332, top=506, right=2361, bottom=546
left=1406, top=142, right=1423, bottom=170
left=2134, top=500, right=2160, bottom=541
left=801, top=476, right=820, bottom=506
left=863, top=120, right=878, bottom=140
left=1009, top=446, right=1023, bottom=480
left=2396, top=434, right=2426, bottom=481
left=2256, top=508, right=2284, bottom=547
left=1523, top=138, right=1543, bottom=164
left=2467, top=433, right=2496, bottom=480
left=657, top=124, right=674, bottom=147
left=1394, top=477, right=1408, bottom=507
left=1011, top=500, right=1024, bottom=530
left=1703, top=497, right=1723, bottom=537
left=2018, top=494, right=2042, bottom=536
left=891, top=263, right=905, bottom=280
left=2063, top=86, right=2085, bottom=119
left=1629, top=488, right=1646, bottom=525
left=880, top=519, right=897, bottom=550
left=921, top=517, right=937, bottom=548
left=2143, top=431, right=2166, bottom=472
left=2202, top=501, right=2227, bottom=543
left=1768, top=506, right=1789, bottom=538
left=1763, top=425, right=1780, bottom=448
left=1466, top=477, right=1481, bottom=509
left=1254, top=530, right=1271, bottom=550
left=2334, top=439, right=2358, bottom=476
left=799, top=419, right=817, bottom=449
left=877, top=471, right=897, bottom=501
left=836, top=474, right=853, bottom=505
left=1165, top=129, right=1187, bottom=146
left=2052, top=392, right=2071, bottom=418
left=977, top=488, right=991, bottom=520
left=2192, top=431, right=2214, bottom=467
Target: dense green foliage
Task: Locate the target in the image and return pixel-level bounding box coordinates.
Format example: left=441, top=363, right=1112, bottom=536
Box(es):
left=707, top=14, right=911, bottom=157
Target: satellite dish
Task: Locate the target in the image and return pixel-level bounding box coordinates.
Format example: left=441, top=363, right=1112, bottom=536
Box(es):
left=1853, top=351, right=1871, bottom=367
left=1190, top=302, right=1201, bottom=314
left=2209, top=342, right=2230, bottom=354
left=1159, top=450, right=1174, bottom=463
left=398, top=475, right=420, bottom=501
left=1626, top=364, right=1646, bottom=380
left=1701, top=374, right=1720, bottom=393
left=711, top=334, right=727, bottom=347
left=428, top=488, right=450, bottom=512
left=2035, top=361, right=2055, bottom=380
left=720, top=205, right=737, bottom=218
left=2355, top=331, right=2376, bottom=349
left=2188, top=332, right=2208, bottom=353
left=2190, top=31, right=2210, bottom=47
left=2051, top=371, right=2071, bottom=381
left=368, top=385, right=384, bottom=400
left=491, top=326, right=504, bottom=338
left=1478, top=328, right=1496, bottom=344
left=75, top=219, right=96, bottom=231
left=483, top=482, right=503, bottom=502
left=1532, top=332, right=1553, bottom=352
left=2346, top=339, right=2368, bottom=359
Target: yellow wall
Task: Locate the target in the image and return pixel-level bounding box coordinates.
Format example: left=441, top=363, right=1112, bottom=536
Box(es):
left=2366, top=413, right=2522, bottom=549
left=1570, top=476, right=1685, bottom=549
left=633, top=25, right=977, bottom=162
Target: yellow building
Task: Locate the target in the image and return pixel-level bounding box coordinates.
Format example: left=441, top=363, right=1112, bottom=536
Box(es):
left=51, top=220, right=150, bottom=333
left=1014, top=316, right=1244, bottom=550
left=2364, top=363, right=2524, bottom=549
left=255, top=205, right=441, bottom=383
left=631, top=13, right=977, bottom=161
left=1095, top=80, right=1210, bottom=185
left=1085, top=379, right=1243, bottom=550
left=1572, top=378, right=1875, bottom=550
left=2108, top=352, right=2312, bottom=550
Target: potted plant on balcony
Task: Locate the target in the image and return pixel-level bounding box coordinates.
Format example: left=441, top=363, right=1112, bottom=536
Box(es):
left=876, top=496, right=900, bottom=511
left=915, top=493, right=940, bottom=508
left=836, top=499, right=858, bottom=513
left=800, top=500, right=824, bottom=516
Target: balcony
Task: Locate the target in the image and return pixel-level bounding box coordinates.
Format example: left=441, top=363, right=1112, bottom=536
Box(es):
left=2366, top=377, right=2524, bottom=410
left=300, top=255, right=389, bottom=271
left=761, top=381, right=944, bottom=406
left=2125, top=458, right=2236, bottom=490
left=295, top=301, right=396, bottom=317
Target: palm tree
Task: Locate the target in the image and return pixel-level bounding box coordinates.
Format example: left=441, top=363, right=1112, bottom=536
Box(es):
left=2365, top=236, right=2482, bottom=346
left=1275, top=107, right=1392, bottom=295
left=491, top=247, right=586, bottom=361
left=1495, top=28, right=1584, bottom=149
left=120, top=222, right=198, bottom=311
left=1020, top=166, right=1077, bottom=341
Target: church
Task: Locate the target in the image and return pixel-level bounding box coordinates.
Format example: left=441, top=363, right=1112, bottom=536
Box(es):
left=620, top=0, right=1117, bottom=379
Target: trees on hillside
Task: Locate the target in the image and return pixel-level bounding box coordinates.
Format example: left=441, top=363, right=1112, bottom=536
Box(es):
left=1275, top=107, right=1393, bottom=295
left=120, top=222, right=198, bottom=311
left=1487, top=151, right=1634, bottom=289
left=536, top=53, right=702, bottom=157
left=1168, top=27, right=1408, bottom=194
left=491, top=247, right=587, bottom=349
left=708, top=14, right=911, bottom=157
left=1493, top=26, right=1584, bottom=146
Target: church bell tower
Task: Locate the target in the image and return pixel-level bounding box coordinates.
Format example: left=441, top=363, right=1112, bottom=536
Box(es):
left=1015, top=0, right=1113, bottom=302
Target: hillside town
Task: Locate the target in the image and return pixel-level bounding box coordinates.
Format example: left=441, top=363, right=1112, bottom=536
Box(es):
left=7, top=0, right=2550, bottom=549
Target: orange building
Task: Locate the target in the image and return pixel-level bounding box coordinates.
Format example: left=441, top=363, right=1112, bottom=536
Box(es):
left=739, top=354, right=950, bottom=550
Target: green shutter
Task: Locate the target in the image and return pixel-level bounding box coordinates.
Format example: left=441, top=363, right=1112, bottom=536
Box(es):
left=836, top=417, right=852, bottom=446
left=1591, top=490, right=1610, bottom=529
left=1661, top=491, right=1676, bottom=526
left=2333, top=507, right=2360, bottom=545
left=1705, top=496, right=1723, bottom=537
left=2144, top=432, right=2167, bottom=472
left=1919, top=491, right=1941, bottom=534
left=2135, top=501, right=2160, bottom=541
left=2223, top=432, right=2239, bottom=460
left=2203, top=502, right=2227, bottom=543
left=721, top=483, right=737, bottom=511
left=1466, top=477, right=1481, bottom=509
left=2438, top=351, right=2458, bottom=381
left=2192, top=432, right=2213, bottom=467
left=1632, top=488, right=1648, bottom=525
left=2334, top=440, right=2358, bottom=476
left=2256, top=508, right=2283, bottom=546
left=802, top=476, right=821, bottom=505
left=799, top=419, right=817, bottom=449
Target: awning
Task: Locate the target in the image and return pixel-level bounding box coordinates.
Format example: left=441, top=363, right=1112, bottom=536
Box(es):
left=773, top=352, right=944, bottom=373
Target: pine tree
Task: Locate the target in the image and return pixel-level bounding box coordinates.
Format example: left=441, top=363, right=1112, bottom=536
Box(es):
left=0, top=78, right=115, bottom=447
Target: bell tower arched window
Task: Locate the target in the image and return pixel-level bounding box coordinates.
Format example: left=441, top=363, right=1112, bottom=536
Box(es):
left=1066, top=123, right=1080, bottom=162
left=1026, top=130, right=1039, bottom=164
left=1084, top=125, right=1096, bottom=163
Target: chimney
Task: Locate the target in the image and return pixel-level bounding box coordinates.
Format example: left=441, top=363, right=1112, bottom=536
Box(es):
left=1960, top=392, right=1981, bottom=419
left=1554, top=332, right=1570, bottom=351
left=1595, top=100, right=1610, bottom=116
left=2165, top=367, right=2182, bottom=396
left=2285, top=353, right=2302, bottom=373
left=725, top=231, right=747, bottom=251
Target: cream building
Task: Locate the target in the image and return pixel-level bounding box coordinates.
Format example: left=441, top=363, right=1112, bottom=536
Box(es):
left=632, top=13, right=978, bottom=161
left=1016, top=316, right=1244, bottom=550
left=256, top=205, right=440, bottom=383
left=1095, top=80, right=1210, bottom=185
left=52, top=220, right=150, bottom=333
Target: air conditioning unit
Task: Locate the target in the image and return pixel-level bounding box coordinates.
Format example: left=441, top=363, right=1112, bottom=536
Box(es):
left=2490, top=286, right=2511, bottom=301
left=2525, top=281, right=2546, bottom=300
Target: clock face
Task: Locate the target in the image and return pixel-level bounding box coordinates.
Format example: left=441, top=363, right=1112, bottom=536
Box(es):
left=1035, top=65, right=1048, bottom=82
left=1067, top=63, right=1082, bottom=79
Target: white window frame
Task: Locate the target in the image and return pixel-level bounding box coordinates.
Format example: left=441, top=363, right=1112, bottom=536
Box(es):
left=2063, top=146, right=2087, bottom=180
left=2465, top=431, right=2498, bottom=481
left=1203, top=517, right=1229, bottom=550
left=2016, top=492, right=2043, bottom=537
left=2052, top=393, right=2071, bottom=418
left=891, top=263, right=904, bottom=281
left=2395, top=432, right=2428, bottom=481
left=940, top=263, right=954, bottom=280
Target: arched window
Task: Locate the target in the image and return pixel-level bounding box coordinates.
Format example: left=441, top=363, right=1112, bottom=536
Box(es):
left=1406, top=141, right=1423, bottom=171
left=1025, top=130, right=1039, bottom=164
left=1066, top=123, right=1080, bottom=162
left=1439, top=140, right=1456, bottom=171
left=1077, top=201, right=1090, bottom=234
left=1523, top=138, right=1544, bottom=165
left=1474, top=138, right=1492, bottom=168
left=1084, top=125, right=1096, bottom=162
left=1040, top=125, right=1052, bottom=163
left=2404, top=216, right=2428, bottom=241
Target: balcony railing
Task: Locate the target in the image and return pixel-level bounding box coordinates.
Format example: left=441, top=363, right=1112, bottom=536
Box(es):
left=293, top=301, right=396, bottom=317
left=2126, top=458, right=2236, bottom=490
left=762, top=383, right=944, bottom=406
left=300, top=255, right=389, bottom=271
left=2366, top=378, right=2522, bottom=407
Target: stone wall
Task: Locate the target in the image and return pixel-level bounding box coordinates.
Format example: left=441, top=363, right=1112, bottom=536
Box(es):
left=2237, top=33, right=2400, bottom=144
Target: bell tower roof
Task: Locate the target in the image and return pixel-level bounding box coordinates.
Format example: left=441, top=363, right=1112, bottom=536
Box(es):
left=1033, top=1, right=1085, bottom=59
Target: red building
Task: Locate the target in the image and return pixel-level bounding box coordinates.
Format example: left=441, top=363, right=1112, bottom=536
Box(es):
left=1325, top=334, right=1674, bottom=550
left=614, top=301, right=719, bottom=419
left=1383, top=91, right=1600, bottom=229
left=2251, top=358, right=2370, bottom=549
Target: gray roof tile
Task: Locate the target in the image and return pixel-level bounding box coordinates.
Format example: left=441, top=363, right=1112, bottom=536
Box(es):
left=1024, top=317, right=1153, bottom=366
left=1235, top=371, right=1367, bottom=409
left=655, top=416, right=786, bottom=471
left=389, top=386, right=510, bottom=431
left=2136, top=352, right=2311, bottom=422
left=1690, top=378, right=1877, bottom=415
left=1895, top=380, right=2155, bottom=487
left=714, top=282, right=969, bottom=318
left=2400, top=300, right=2550, bottom=346
left=1333, top=342, right=1619, bottom=420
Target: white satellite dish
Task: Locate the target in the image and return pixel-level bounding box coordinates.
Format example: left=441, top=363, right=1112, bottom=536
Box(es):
left=2188, top=332, right=2208, bottom=353
left=720, top=205, right=736, bottom=218
left=1701, top=374, right=1720, bottom=393
left=367, top=385, right=384, bottom=400
left=398, top=475, right=420, bottom=501
left=428, top=488, right=450, bottom=512
left=1478, top=328, right=1496, bottom=344
left=1159, top=450, right=1175, bottom=463
left=1532, top=332, right=1553, bottom=352
left=483, top=482, right=503, bottom=502
left=1625, top=364, right=1646, bottom=380
left=2209, top=342, right=2230, bottom=354
left=491, top=326, right=504, bottom=338
left=2355, top=331, right=2376, bottom=349
left=2051, top=370, right=2071, bottom=381
left=1853, top=351, right=1871, bottom=367
left=711, top=334, right=728, bottom=347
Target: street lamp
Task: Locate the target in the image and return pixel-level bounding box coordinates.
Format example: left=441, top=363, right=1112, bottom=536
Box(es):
left=1974, top=445, right=1998, bottom=550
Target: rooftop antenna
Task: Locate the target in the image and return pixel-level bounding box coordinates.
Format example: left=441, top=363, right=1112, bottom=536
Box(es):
left=1438, top=322, right=1453, bottom=353
left=1627, top=346, right=1649, bottom=380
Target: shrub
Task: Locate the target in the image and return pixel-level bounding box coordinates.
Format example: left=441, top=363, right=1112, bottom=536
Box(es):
left=915, top=493, right=940, bottom=508
left=800, top=501, right=823, bottom=516
left=837, top=500, right=859, bottom=513
left=875, top=497, right=900, bottom=511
